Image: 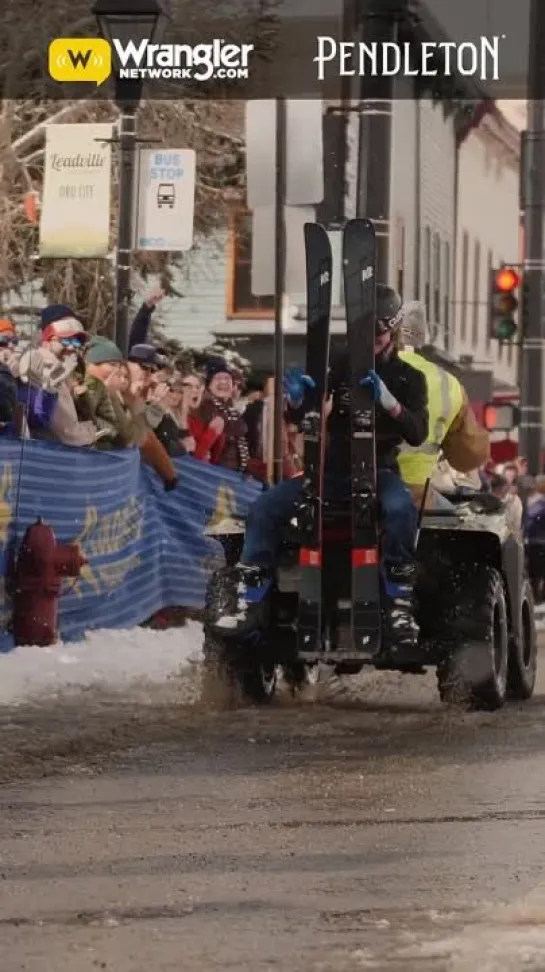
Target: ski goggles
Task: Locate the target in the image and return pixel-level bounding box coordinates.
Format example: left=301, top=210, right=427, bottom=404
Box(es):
left=0, top=335, right=18, bottom=347
left=58, top=336, right=86, bottom=349
left=375, top=307, right=404, bottom=335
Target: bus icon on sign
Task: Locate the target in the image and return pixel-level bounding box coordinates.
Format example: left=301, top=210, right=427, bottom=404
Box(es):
left=157, top=183, right=175, bottom=208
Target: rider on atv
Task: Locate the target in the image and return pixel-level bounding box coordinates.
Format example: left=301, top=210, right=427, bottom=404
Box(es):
left=211, top=286, right=429, bottom=649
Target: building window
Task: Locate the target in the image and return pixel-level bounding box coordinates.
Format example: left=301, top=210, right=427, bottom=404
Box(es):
left=433, top=232, right=441, bottom=331
left=443, top=240, right=451, bottom=342
left=460, top=231, right=469, bottom=343
left=424, top=227, right=431, bottom=320
left=471, top=240, right=481, bottom=348
left=486, top=249, right=493, bottom=352
left=395, top=218, right=405, bottom=298
left=226, top=210, right=275, bottom=319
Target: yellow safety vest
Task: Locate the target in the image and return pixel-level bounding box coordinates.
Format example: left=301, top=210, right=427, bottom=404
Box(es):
left=397, top=349, right=464, bottom=485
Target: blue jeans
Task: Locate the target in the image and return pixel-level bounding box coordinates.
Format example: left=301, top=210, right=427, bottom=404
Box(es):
left=241, top=469, right=417, bottom=569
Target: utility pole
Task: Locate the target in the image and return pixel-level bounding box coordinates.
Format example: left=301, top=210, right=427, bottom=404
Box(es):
left=273, top=98, right=287, bottom=484
left=356, top=0, right=407, bottom=281
left=114, top=78, right=141, bottom=357
left=519, top=0, right=545, bottom=473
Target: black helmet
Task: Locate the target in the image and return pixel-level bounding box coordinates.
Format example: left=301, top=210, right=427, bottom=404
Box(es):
left=376, top=284, right=403, bottom=334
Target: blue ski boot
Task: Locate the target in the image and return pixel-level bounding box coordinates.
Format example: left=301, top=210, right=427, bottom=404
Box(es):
left=209, top=564, right=273, bottom=640
left=380, top=563, right=420, bottom=661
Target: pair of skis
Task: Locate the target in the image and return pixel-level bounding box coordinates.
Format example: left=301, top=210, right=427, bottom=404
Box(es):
left=296, top=219, right=381, bottom=659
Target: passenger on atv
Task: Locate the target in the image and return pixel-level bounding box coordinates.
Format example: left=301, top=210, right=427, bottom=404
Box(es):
left=210, top=285, right=429, bottom=652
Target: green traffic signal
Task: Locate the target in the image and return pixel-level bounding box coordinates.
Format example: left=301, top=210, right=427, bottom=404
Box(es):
left=493, top=317, right=517, bottom=340
left=490, top=266, right=520, bottom=342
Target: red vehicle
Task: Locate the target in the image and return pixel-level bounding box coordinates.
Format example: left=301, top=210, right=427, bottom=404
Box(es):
left=475, top=394, right=520, bottom=464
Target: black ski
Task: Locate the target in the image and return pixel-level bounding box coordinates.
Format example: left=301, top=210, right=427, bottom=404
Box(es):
left=343, top=218, right=382, bottom=656
left=296, top=222, right=332, bottom=654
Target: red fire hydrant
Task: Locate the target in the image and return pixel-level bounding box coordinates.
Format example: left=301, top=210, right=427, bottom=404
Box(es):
left=12, top=518, right=85, bottom=646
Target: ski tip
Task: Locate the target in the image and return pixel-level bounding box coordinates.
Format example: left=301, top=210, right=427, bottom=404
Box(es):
left=344, top=218, right=376, bottom=236
left=304, top=222, right=328, bottom=239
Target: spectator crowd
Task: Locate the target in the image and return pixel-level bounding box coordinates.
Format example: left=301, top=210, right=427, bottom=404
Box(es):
left=1, top=294, right=545, bottom=603
left=0, top=290, right=301, bottom=491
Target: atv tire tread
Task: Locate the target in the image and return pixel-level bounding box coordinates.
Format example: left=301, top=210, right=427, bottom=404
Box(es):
left=507, top=577, right=537, bottom=700
left=437, top=566, right=509, bottom=711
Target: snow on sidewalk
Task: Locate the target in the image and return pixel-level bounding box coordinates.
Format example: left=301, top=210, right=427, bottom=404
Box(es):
left=0, top=622, right=204, bottom=707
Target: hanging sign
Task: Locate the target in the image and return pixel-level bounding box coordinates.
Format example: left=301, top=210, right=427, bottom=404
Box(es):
left=134, top=149, right=196, bottom=252
left=39, top=123, right=112, bottom=258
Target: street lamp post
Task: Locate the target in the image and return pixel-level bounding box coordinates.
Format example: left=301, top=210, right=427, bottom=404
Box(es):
left=92, top=0, right=169, bottom=355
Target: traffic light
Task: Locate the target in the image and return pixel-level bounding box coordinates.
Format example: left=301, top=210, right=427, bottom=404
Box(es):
left=490, top=266, right=520, bottom=341
left=483, top=402, right=519, bottom=431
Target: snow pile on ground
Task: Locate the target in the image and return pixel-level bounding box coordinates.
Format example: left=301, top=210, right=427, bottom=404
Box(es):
left=0, top=622, right=204, bottom=707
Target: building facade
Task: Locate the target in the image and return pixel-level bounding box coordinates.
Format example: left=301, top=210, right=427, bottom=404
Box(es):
left=171, top=95, right=519, bottom=394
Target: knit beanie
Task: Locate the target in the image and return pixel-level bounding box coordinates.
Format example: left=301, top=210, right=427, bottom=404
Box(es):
left=40, top=304, right=82, bottom=329
left=205, top=357, right=232, bottom=385
left=0, top=319, right=16, bottom=341
left=85, top=336, right=123, bottom=365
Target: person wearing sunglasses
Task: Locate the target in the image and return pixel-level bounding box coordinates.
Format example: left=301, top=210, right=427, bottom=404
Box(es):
left=211, top=286, right=429, bottom=655
left=126, top=344, right=167, bottom=402
left=13, top=312, right=101, bottom=447
left=0, top=320, right=19, bottom=431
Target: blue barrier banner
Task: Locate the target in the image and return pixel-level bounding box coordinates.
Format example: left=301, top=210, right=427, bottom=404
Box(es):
left=0, top=439, right=263, bottom=651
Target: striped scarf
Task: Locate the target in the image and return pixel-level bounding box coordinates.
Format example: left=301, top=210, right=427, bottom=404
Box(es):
left=210, top=396, right=249, bottom=471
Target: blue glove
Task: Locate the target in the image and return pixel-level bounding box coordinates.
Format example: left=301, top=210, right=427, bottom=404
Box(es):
left=359, top=369, right=400, bottom=414
left=283, top=366, right=315, bottom=405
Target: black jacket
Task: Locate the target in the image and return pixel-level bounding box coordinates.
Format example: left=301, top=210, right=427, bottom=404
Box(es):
left=0, top=365, right=18, bottom=425
left=243, top=399, right=265, bottom=458
left=288, top=349, right=428, bottom=477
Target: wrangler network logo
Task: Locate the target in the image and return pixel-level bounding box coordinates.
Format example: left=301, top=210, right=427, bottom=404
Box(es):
left=48, top=38, right=111, bottom=86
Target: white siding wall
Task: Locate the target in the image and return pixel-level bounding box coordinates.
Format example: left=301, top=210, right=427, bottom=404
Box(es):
left=389, top=95, right=456, bottom=351
left=454, top=124, right=520, bottom=387
left=418, top=99, right=456, bottom=350
left=389, top=83, right=417, bottom=300
left=145, top=232, right=228, bottom=349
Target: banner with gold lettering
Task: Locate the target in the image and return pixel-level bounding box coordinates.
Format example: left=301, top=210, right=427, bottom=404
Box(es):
left=0, top=440, right=262, bottom=652
left=39, top=123, right=113, bottom=258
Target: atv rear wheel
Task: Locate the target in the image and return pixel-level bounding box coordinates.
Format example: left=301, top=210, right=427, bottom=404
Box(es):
left=201, top=628, right=238, bottom=707
left=238, top=656, right=278, bottom=704
left=437, top=566, right=509, bottom=711
left=507, top=578, right=537, bottom=700
left=201, top=627, right=277, bottom=707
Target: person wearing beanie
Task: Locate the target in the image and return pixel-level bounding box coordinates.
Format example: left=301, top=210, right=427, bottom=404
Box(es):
left=83, top=336, right=177, bottom=487
left=397, top=300, right=490, bottom=508
left=0, top=318, right=19, bottom=371
left=0, top=318, right=17, bottom=344
left=10, top=308, right=100, bottom=447
left=0, top=320, right=18, bottom=430
left=192, top=357, right=249, bottom=471
left=71, top=336, right=130, bottom=448
left=40, top=305, right=87, bottom=347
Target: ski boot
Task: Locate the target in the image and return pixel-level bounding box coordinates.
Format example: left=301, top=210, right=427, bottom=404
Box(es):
left=209, top=564, right=273, bottom=640
left=377, top=563, right=423, bottom=669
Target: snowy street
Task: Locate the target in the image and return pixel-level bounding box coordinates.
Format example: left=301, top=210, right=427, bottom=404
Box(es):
left=1, top=630, right=545, bottom=969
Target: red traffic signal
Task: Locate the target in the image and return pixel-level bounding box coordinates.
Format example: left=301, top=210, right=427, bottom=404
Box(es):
left=490, top=265, right=520, bottom=341
left=495, top=267, right=520, bottom=292
left=483, top=403, right=519, bottom=431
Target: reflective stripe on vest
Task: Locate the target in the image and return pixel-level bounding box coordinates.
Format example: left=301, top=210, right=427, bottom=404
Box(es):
left=397, top=350, right=464, bottom=485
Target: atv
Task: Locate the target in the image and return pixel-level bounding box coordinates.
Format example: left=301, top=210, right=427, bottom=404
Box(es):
left=202, top=218, right=536, bottom=710
left=202, top=489, right=537, bottom=711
